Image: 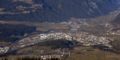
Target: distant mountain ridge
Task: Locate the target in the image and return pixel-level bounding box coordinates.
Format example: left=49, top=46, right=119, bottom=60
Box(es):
left=0, top=0, right=119, bottom=22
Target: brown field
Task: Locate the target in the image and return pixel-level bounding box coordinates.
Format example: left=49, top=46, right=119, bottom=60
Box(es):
left=66, top=46, right=120, bottom=60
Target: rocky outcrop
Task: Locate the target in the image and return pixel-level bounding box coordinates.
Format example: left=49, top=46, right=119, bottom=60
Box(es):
left=0, top=47, right=9, bottom=54
left=0, top=32, right=113, bottom=55
left=11, top=33, right=72, bottom=49
left=73, top=32, right=112, bottom=47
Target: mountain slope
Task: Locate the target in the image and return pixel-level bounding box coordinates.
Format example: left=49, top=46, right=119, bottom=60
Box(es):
left=0, top=0, right=119, bottom=22
left=112, top=14, right=120, bottom=25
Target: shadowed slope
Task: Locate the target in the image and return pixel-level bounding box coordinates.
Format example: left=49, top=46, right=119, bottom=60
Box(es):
left=0, top=0, right=119, bottom=22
